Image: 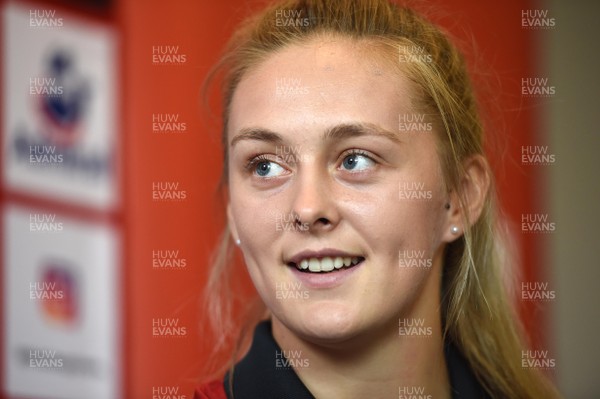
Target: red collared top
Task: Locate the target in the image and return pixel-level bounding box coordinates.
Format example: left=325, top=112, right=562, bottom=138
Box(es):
left=193, top=379, right=227, bottom=399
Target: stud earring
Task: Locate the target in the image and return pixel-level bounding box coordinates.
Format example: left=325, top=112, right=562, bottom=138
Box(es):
left=451, top=226, right=460, bottom=235
left=444, top=203, right=451, bottom=210
left=235, top=239, right=241, bottom=246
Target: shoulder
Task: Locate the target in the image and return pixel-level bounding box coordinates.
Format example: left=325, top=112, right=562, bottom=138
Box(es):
left=194, top=379, right=227, bottom=399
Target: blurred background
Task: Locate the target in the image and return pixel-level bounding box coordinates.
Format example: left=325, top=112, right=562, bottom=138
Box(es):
left=0, top=0, right=598, bottom=398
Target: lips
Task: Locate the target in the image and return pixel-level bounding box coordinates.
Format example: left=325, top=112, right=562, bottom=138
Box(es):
left=286, top=249, right=365, bottom=273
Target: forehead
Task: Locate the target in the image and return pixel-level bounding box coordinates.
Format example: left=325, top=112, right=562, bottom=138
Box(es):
left=228, top=36, right=417, bottom=139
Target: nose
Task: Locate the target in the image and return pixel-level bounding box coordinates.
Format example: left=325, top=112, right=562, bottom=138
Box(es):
left=290, top=167, right=340, bottom=234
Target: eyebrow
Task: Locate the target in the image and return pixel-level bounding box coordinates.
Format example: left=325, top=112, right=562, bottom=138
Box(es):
left=230, top=122, right=401, bottom=147
left=324, top=122, right=401, bottom=144
left=230, top=127, right=284, bottom=148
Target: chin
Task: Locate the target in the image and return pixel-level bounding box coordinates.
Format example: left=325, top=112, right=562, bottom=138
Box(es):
left=288, top=301, right=364, bottom=344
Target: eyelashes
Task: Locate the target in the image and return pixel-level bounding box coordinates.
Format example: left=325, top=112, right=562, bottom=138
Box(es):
left=244, top=154, right=270, bottom=171
left=245, top=154, right=290, bottom=178
left=244, top=149, right=378, bottom=178
left=339, top=149, right=376, bottom=172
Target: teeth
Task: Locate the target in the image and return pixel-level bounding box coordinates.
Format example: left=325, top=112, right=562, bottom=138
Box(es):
left=308, top=258, right=320, bottom=272
left=300, top=259, right=309, bottom=270
left=321, top=257, right=334, bottom=272
left=333, top=257, right=343, bottom=269
left=294, top=256, right=362, bottom=273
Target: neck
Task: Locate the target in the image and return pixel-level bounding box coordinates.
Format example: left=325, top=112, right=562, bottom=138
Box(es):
left=272, top=257, right=450, bottom=399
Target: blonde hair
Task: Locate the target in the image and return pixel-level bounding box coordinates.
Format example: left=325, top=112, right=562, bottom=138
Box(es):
left=203, top=1, right=560, bottom=397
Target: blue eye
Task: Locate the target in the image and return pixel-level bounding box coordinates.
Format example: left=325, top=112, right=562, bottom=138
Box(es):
left=253, top=159, right=286, bottom=177
left=341, top=152, right=375, bottom=171
left=255, top=161, right=270, bottom=176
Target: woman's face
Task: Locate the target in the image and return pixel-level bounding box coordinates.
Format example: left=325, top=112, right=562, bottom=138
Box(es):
left=227, top=37, right=453, bottom=343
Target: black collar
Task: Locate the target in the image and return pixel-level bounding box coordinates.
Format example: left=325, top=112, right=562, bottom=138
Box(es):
left=224, top=321, right=490, bottom=399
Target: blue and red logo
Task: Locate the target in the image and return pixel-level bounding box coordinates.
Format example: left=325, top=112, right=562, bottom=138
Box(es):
left=38, top=50, right=90, bottom=147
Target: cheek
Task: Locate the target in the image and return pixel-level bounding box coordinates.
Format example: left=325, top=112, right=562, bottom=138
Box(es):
left=230, top=195, right=280, bottom=310
left=339, top=175, right=447, bottom=260
left=229, top=181, right=290, bottom=286
left=230, top=179, right=276, bottom=240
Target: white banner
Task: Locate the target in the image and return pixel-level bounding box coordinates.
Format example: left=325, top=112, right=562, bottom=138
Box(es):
left=3, top=203, right=121, bottom=398
left=2, top=2, right=119, bottom=210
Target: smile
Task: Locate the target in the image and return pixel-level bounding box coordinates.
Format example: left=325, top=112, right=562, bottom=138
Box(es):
left=288, top=256, right=365, bottom=273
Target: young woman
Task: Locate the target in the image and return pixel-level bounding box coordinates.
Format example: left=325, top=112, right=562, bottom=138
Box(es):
left=195, top=0, right=560, bottom=398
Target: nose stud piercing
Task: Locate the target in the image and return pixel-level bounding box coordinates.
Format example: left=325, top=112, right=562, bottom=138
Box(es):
left=235, top=239, right=241, bottom=246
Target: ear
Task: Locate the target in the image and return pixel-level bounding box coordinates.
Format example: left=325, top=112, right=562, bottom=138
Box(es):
left=227, top=203, right=240, bottom=244
left=442, top=154, right=490, bottom=243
